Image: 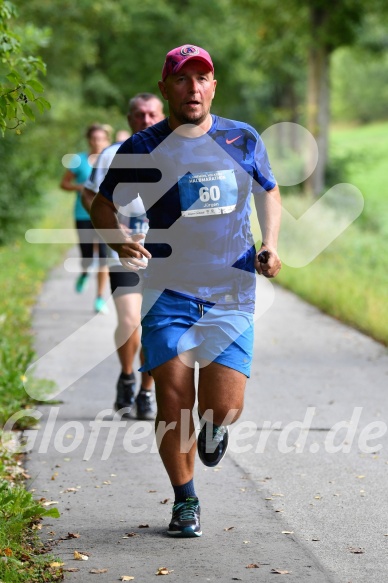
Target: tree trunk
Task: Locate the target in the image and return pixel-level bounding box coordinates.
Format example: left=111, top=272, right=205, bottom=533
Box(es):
left=304, top=8, right=331, bottom=197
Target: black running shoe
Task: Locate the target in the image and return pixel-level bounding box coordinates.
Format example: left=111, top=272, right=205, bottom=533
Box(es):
left=197, top=419, right=229, bottom=467
left=114, top=373, right=136, bottom=418
left=135, top=389, right=156, bottom=420
left=167, top=497, right=202, bottom=537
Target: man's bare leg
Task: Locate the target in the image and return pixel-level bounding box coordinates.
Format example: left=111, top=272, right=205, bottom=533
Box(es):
left=151, top=355, right=196, bottom=486
left=198, top=361, right=247, bottom=425
left=114, top=293, right=142, bottom=374
left=197, top=361, right=247, bottom=467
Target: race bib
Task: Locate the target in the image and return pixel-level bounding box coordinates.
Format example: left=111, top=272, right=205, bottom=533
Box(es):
left=178, top=169, right=238, bottom=217
left=129, top=214, right=149, bottom=234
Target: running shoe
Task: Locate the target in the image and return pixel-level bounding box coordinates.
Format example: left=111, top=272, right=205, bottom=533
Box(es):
left=114, top=373, right=136, bottom=418
left=135, top=389, right=156, bottom=420
left=167, top=497, right=202, bottom=537
left=75, top=273, right=89, bottom=293
left=197, top=418, right=229, bottom=467
left=94, top=296, right=109, bottom=314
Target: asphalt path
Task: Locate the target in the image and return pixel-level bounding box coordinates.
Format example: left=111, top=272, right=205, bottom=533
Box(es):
left=25, top=248, right=388, bottom=583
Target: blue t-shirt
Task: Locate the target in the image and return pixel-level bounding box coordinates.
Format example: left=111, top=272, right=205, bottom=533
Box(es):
left=100, top=115, right=276, bottom=311
left=70, top=151, right=93, bottom=221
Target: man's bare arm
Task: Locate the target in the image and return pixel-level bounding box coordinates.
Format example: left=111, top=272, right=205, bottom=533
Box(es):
left=254, top=184, right=282, bottom=278
left=82, top=187, right=97, bottom=214
left=90, top=193, right=151, bottom=269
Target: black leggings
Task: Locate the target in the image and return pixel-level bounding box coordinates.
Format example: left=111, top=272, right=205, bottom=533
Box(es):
left=76, top=219, right=107, bottom=270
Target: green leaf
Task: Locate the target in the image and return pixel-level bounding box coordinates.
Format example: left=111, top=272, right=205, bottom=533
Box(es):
left=21, top=102, right=35, bottom=120
left=6, top=102, right=16, bottom=119
left=22, top=87, right=35, bottom=101
left=27, top=78, right=44, bottom=93
left=0, top=95, right=6, bottom=114
left=6, top=71, right=21, bottom=85
left=37, top=96, right=50, bottom=110
left=43, top=507, right=60, bottom=518
left=34, top=98, right=44, bottom=114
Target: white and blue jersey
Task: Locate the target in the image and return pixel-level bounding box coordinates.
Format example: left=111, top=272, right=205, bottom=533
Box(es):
left=86, top=142, right=149, bottom=267
left=100, top=115, right=276, bottom=312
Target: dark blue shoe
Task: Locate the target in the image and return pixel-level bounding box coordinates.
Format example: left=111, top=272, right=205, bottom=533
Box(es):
left=197, top=418, right=229, bottom=467
left=114, top=373, right=136, bottom=419
left=167, top=497, right=202, bottom=537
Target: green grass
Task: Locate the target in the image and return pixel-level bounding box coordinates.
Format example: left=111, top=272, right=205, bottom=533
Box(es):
left=0, top=186, right=72, bottom=581
left=0, top=188, right=73, bottom=427
left=0, top=479, right=61, bottom=583
left=276, top=121, right=388, bottom=345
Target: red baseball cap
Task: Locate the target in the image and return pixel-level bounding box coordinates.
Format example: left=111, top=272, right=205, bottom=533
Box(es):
left=161, top=45, right=214, bottom=81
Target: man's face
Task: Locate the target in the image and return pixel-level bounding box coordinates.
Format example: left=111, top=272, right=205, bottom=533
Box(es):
left=158, top=61, right=217, bottom=129
left=128, top=98, right=165, bottom=133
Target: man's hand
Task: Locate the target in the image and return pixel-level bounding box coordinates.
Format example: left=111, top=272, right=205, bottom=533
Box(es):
left=114, top=233, right=152, bottom=271
left=255, top=245, right=281, bottom=278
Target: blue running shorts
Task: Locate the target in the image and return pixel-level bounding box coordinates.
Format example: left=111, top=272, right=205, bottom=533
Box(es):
left=140, top=289, right=254, bottom=377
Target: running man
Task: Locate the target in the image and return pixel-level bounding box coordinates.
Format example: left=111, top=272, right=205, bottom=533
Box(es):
left=90, top=45, right=281, bottom=536
left=82, top=94, right=165, bottom=420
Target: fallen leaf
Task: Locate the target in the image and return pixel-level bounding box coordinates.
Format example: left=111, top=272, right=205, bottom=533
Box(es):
left=155, top=567, right=173, bottom=575
left=3, top=548, right=12, bottom=557
left=74, top=551, right=89, bottom=561
left=42, top=501, right=59, bottom=506
left=312, top=538, right=320, bottom=541
left=348, top=547, right=365, bottom=554
left=160, top=499, right=170, bottom=504
left=224, top=526, right=234, bottom=531
left=120, top=577, right=135, bottom=581
left=122, top=533, right=139, bottom=539
left=63, top=567, right=79, bottom=572
left=89, top=568, right=108, bottom=574
left=243, top=540, right=250, bottom=544
left=148, top=490, right=157, bottom=493
left=356, top=475, right=365, bottom=479
left=271, top=568, right=291, bottom=574
left=246, top=563, right=260, bottom=568
left=51, top=473, right=58, bottom=480
left=272, top=493, right=284, bottom=497
left=103, top=480, right=111, bottom=485
left=50, top=562, right=64, bottom=568
left=138, top=524, right=149, bottom=528
left=63, top=487, right=78, bottom=493
left=67, top=532, right=80, bottom=539
left=281, top=531, right=294, bottom=535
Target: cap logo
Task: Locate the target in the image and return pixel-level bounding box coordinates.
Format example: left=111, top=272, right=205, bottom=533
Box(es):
left=180, top=46, right=200, bottom=57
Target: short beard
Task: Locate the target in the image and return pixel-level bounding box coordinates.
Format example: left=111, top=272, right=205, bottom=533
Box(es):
left=174, top=107, right=210, bottom=127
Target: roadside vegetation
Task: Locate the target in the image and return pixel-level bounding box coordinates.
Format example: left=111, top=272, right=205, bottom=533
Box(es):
left=277, top=122, right=388, bottom=346
left=0, top=190, right=71, bottom=581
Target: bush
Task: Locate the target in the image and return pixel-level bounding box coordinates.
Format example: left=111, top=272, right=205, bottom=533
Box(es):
left=0, top=131, right=49, bottom=245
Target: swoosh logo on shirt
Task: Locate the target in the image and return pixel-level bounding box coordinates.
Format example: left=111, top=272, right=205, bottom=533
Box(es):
left=226, top=135, right=242, bottom=145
